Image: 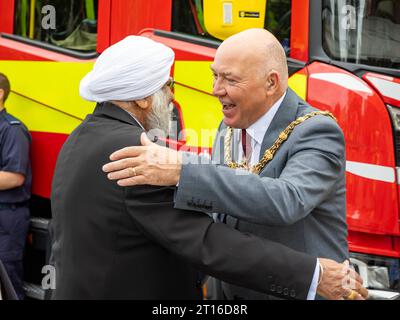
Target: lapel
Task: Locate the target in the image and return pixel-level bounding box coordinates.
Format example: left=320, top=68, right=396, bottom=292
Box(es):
left=259, top=88, right=300, bottom=161
left=212, top=123, right=227, bottom=164
left=93, top=102, right=143, bottom=129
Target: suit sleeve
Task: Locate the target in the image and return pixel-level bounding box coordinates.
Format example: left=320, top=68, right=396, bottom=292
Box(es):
left=174, top=116, right=345, bottom=226
left=124, top=186, right=316, bottom=300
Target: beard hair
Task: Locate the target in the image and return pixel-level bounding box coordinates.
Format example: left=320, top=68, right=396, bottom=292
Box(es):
left=146, top=88, right=173, bottom=136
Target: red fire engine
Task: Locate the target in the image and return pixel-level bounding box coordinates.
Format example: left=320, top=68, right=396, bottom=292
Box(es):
left=0, top=0, right=399, bottom=299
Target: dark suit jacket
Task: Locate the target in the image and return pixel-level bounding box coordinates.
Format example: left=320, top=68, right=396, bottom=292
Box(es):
left=50, top=102, right=316, bottom=300
left=0, top=258, right=18, bottom=300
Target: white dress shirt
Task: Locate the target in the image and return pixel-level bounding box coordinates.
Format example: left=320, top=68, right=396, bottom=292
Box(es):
left=234, top=93, right=285, bottom=164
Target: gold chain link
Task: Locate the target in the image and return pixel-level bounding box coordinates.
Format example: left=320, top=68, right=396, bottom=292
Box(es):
left=224, top=111, right=337, bottom=174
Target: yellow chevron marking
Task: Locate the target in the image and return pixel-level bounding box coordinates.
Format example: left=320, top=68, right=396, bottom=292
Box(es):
left=175, top=84, right=221, bottom=148
left=288, top=73, right=307, bottom=100
left=175, top=61, right=214, bottom=94
left=0, top=60, right=96, bottom=122
left=1, top=60, right=307, bottom=146
left=6, top=93, right=82, bottom=134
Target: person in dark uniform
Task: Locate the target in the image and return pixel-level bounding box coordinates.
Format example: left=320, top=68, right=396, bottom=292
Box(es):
left=0, top=73, right=32, bottom=299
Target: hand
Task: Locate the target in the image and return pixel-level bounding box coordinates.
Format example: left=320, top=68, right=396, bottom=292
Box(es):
left=317, top=259, right=369, bottom=300
left=102, top=133, right=183, bottom=187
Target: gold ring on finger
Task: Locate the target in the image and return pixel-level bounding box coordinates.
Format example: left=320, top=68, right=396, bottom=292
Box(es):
left=346, top=290, right=357, bottom=300
left=129, top=167, right=137, bottom=177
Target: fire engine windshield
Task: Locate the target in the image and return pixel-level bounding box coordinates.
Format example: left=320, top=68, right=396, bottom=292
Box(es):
left=322, top=0, right=400, bottom=69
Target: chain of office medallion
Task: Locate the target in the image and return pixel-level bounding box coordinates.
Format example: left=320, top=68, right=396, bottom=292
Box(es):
left=224, top=111, right=337, bottom=174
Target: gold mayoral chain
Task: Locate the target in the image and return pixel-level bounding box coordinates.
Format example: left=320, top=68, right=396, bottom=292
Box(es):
left=224, top=111, right=337, bottom=175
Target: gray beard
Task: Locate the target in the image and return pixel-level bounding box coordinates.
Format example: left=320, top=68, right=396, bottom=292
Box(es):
left=146, top=89, right=172, bottom=136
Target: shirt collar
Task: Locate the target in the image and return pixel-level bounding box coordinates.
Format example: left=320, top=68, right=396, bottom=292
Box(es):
left=246, top=92, right=286, bottom=145
left=94, top=102, right=145, bottom=130
left=121, top=108, right=146, bottom=130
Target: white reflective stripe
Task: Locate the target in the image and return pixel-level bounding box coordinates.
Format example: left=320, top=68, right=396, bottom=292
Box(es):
left=310, top=73, right=373, bottom=94
left=365, top=76, right=400, bottom=102
left=346, top=161, right=395, bottom=183
left=397, top=168, right=400, bottom=185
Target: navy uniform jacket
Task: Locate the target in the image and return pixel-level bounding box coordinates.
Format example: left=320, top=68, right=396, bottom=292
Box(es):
left=0, top=109, right=32, bottom=204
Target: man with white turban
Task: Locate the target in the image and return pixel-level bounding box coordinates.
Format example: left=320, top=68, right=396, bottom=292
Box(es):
left=80, top=35, right=174, bottom=134
left=49, top=36, right=362, bottom=300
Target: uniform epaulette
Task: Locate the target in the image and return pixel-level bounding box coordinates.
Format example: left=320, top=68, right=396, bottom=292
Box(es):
left=4, top=113, right=21, bottom=125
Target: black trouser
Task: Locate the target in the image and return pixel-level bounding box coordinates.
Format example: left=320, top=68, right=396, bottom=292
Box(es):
left=0, top=205, right=30, bottom=299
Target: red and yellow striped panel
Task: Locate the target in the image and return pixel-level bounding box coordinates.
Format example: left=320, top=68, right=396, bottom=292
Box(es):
left=0, top=59, right=307, bottom=198
left=0, top=60, right=96, bottom=197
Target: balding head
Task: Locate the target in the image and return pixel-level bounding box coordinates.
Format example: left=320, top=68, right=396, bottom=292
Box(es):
left=218, top=28, right=288, bottom=89
left=211, top=29, right=289, bottom=129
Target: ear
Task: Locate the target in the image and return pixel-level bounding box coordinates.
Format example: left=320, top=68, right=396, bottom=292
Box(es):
left=135, top=97, right=151, bottom=110
left=0, top=89, right=4, bottom=102
left=265, top=71, right=280, bottom=95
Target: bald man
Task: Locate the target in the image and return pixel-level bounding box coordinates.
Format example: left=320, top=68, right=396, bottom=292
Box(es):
left=103, top=29, right=365, bottom=300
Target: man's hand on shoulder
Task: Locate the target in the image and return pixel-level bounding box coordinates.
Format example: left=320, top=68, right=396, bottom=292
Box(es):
left=102, top=133, right=183, bottom=187
left=317, top=258, right=369, bottom=300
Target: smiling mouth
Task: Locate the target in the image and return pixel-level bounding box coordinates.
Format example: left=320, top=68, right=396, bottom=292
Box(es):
left=222, top=104, right=236, bottom=110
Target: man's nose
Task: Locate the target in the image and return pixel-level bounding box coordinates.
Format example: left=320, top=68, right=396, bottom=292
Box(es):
left=212, top=78, right=226, bottom=97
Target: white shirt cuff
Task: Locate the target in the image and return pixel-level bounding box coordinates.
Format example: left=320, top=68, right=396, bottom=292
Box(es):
left=307, top=259, right=320, bottom=300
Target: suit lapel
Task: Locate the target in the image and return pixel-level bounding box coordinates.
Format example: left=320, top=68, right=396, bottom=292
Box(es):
left=259, top=88, right=300, bottom=161
left=212, top=123, right=227, bottom=165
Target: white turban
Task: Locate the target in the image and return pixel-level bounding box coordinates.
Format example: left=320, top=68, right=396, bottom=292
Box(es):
left=79, top=36, right=175, bottom=102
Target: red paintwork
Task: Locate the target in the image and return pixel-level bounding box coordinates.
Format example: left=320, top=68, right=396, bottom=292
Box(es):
left=290, top=0, right=309, bottom=62
left=30, top=132, right=68, bottom=198
left=0, top=37, right=89, bottom=62
left=0, top=0, right=14, bottom=34
left=0, top=35, right=88, bottom=198
left=0, top=1, right=99, bottom=200
left=307, top=62, right=400, bottom=257
left=97, top=0, right=112, bottom=53
left=348, top=231, right=400, bottom=258
left=140, top=29, right=216, bottom=61
left=109, top=0, right=172, bottom=46
left=362, top=73, right=400, bottom=108
left=394, top=236, right=400, bottom=254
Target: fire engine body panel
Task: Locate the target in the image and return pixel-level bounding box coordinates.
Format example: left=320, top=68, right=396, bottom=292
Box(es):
left=0, top=0, right=399, bottom=297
